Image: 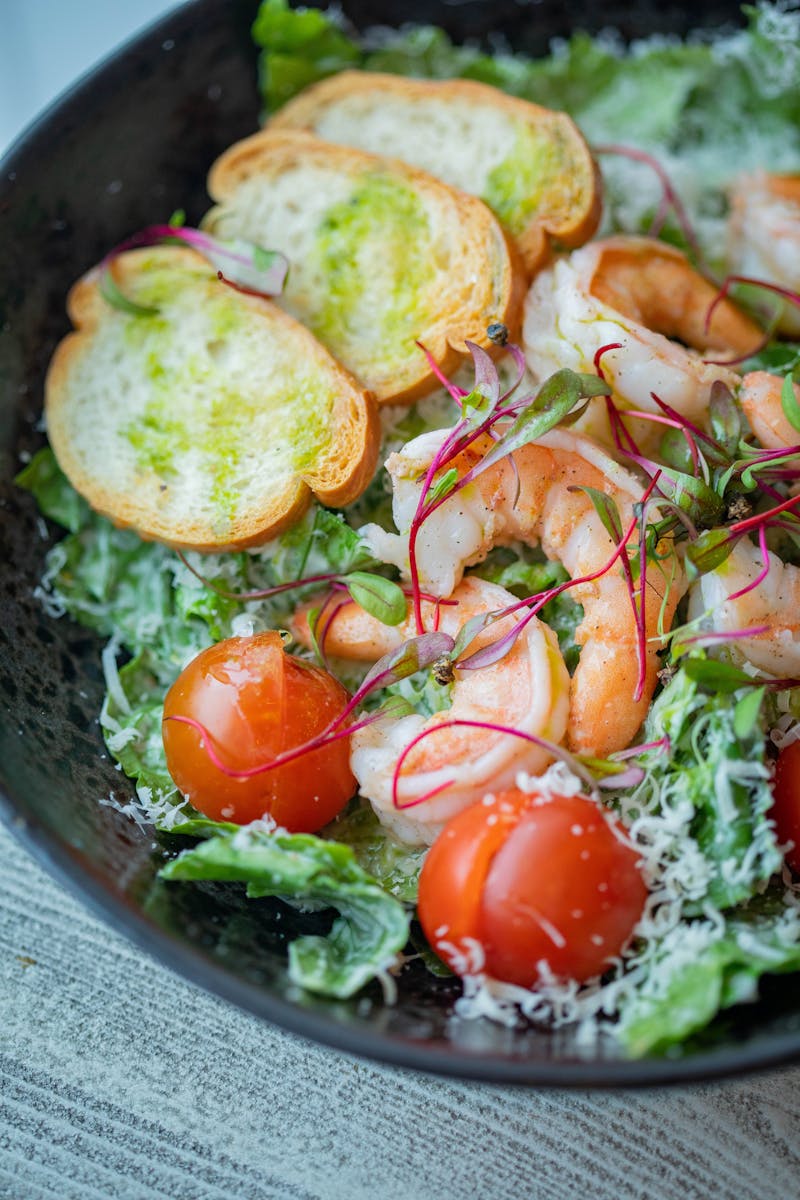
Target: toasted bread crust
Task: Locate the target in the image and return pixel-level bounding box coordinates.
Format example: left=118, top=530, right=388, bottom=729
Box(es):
left=269, top=71, right=602, bottom=275
left=45, top=246, right=379, bottom=551
left=206, top=130, right=525, bottom=404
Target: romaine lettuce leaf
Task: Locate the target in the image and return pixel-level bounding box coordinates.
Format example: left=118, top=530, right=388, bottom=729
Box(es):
left=619, top=889, right=800, bottom=1055
left=324, top=800, right=427, bottom=903
left=159, top=824, right=410, bottom=997
left=19, top=447, right=375, bottom=683
left=16, top=447, right=91, bottom=533
left=622, top=662, right=781, bottom=912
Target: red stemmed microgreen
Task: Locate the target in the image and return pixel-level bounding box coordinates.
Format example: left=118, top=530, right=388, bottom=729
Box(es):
left=388, top=718, right=655, bottom=812
left=704, top=276, right=800, bottom=362
left=415, top=341, right=469, bottom=402
left=592, top=144, right=706, bottom=269
left=175, top=549, right=408, bottom=629
left=98, top=222, right=289, bottom=315
left=163, top=631, right=455, bottom=781
left=405, top=349, right=611, bottom=632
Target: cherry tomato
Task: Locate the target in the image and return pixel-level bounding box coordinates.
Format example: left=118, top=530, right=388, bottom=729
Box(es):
left=772, top=740, right=800, bottom=872
left=418, top=789, right=648, bottom=986
left=162, top=632, right=356, bottom=831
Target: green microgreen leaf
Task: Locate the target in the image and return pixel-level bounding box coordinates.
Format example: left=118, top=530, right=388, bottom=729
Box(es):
left=652, top=466, right=724, bottom=527
left=659, top=426, right=698, bottom=474
left=781, top=373, right=800, bottom=433
left=709, top=381, right=744, bottom=456
left=358, top=632, right=455, bottom=694
left=450, top=610, right=503, bottom=662
left=681, top=657, right=754, bottom=692
left=344, top=572, right=407, bottom=626
left=685, top=528, right=736, bottom=580
left=99, top=269, right=160, bottom=317
left=733, top=685, right=766, bottom=739
left=426, top=467, right=459, bottom=506
left=572, top=485, right=624, bottom=542
left=473, top=369, right=610, bottom=477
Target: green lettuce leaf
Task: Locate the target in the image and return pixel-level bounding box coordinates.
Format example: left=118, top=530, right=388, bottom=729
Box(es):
left=16, top=446, right=91, bottom=533
left=622, top=662, right=781, bottom=912
left=159, top=825, right=410, bottom=997
left=101, top=651, right=177, bottom=806
left=252, top=0, right=360, bottom=111
left=619, top=890, right=800, bottom=1056
left=324, top=800, right=427, bottom=903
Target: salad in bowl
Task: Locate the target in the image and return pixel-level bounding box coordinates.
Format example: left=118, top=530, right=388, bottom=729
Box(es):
left=11, top=0, right=800, bottom=1064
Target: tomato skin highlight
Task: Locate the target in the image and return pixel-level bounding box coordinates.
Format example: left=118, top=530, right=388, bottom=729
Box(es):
left=162, top=632, right=356, bottom=831
left=772, top=741, right=800, bottom=872
left=418, top=789, right=648, bottom=986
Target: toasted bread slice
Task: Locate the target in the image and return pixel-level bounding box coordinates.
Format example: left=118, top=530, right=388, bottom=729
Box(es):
left=204, top=130, right=525, bottom=405
left=269, top=72, right=601, bottom=275
left=45, top=246, right=379, bottom=551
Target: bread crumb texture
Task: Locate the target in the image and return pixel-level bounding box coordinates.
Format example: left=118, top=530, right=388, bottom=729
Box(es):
left=45, top=246, right=378, bottom=549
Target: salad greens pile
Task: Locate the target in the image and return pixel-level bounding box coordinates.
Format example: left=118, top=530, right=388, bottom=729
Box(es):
left=17, top=0, right=800, bottom=1053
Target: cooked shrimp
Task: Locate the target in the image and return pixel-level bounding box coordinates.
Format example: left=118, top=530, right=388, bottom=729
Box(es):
left=523, top=235, right=762, bottom=445
left=728, top=172, right=800, bottom=337
left=739, top=370, right=800, bottom=451
left=687, top=537, right=800, bottom=677
left=292, top=576, right=570, bottom=845
left=362, top=426, right=682, bottom=757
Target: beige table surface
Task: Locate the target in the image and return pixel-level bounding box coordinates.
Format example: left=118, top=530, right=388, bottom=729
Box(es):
left=2, top=820, right=800, bottom=1200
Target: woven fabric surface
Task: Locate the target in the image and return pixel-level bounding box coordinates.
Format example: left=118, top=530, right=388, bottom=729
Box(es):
left=2, top=822, right=800, bottom=1200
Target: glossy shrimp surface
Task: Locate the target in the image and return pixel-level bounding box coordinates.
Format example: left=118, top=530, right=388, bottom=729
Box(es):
left=728, top=172, right=800, bottom=337
left=292, top=576, right=570, bottom=844
left=740, top=371, right=800, bottom=451
left=688, top=538, right=800, bottom=677
left=523, top=235, right=762, bottom=445
left=363, top=426, right=682, bottom=757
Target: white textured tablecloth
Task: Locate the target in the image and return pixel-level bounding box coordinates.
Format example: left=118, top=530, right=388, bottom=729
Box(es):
left=2, top=821, right=800, bottom=1200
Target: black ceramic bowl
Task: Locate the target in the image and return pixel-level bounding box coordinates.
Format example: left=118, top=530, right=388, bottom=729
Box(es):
left=3, top=0, right=800, bottom=1087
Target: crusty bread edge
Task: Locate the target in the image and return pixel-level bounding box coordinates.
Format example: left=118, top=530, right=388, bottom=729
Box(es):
left=269, top=71, right=602, bottom=275
left=206, top=130, right=526, bottom=405
left=45, top=246, right=380, bottom=551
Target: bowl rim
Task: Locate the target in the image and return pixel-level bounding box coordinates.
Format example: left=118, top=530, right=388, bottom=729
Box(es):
left=2, top=0, right=799, bottom=1089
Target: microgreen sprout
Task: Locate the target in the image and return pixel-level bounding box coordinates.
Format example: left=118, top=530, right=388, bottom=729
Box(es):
left=98, top=223, right=289, bottom=314
left=175, top=549, right=409, bottom=630
left=163, top=631, right=454, bottom=782
left=389, top=719, right=665, bottom=812
left=405, top=345, right=610, bottom=633
left=592, top=144, right=706, bottom=268
left=704, top=275, right=800, bottom=350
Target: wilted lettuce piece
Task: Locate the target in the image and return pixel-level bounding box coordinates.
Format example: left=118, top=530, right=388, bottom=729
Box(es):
left=742, top=340, right=800, bottom=377
left=101, top=651, right=177, bottom=805
left=622, top=662, right=781, bottom=912
left=25, top=452, right=373, bottom=683
left=325, top=800, right=427, bottom=903
left=252, top=0, right=360, bottom=111
left=619, top=890, right=800, bottom=1056
left=160, top=826, right=410, bottom=997
left=16, top=446, right=91, bottom=533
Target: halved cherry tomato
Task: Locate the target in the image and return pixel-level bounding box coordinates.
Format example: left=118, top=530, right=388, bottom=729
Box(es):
left=772, top=740, right=800, bottom=872
left=418, top=789, right=648, bottom=986
left=162, top=632, right=356, bottom=831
